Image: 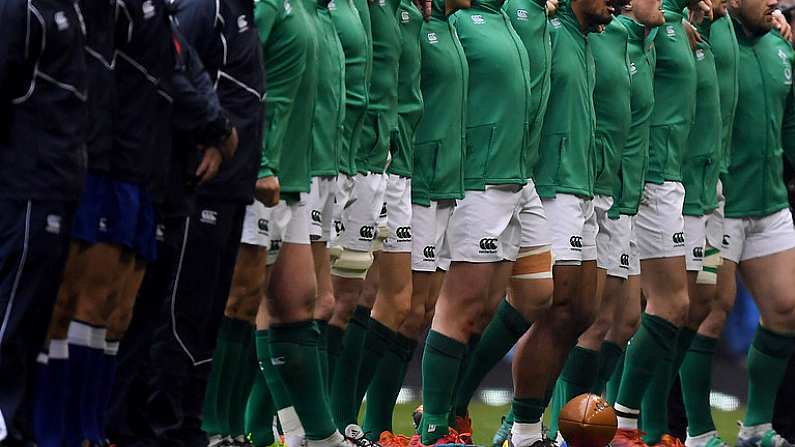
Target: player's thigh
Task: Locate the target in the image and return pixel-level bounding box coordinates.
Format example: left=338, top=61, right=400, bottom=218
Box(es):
left=740, top=247, right=795, bottom=333
left=226, top=243, right=269, bottom=318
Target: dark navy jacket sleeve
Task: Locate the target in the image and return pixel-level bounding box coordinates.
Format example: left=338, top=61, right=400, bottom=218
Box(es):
left=165, top=30, right=231, bottom=148
left=171, top=0, right=224, bottom=74
left=0, top=2, right=27, bottom=110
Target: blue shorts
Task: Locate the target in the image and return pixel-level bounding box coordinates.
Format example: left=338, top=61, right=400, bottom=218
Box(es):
left=72, top=174, right=113, bottom=244
left=73, top=175, right=157, bottom=261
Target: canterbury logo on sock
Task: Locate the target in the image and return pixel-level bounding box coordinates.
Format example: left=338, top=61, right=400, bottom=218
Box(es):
left=428, top=424, right=437, bottom=433
left=271, top=356, right=286, bottom=366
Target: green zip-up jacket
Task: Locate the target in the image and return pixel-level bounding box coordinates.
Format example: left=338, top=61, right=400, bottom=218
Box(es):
left=724, top=23, right=795, bottom=218
left=358, top=0, right=401, bottom=173
left=389, top=0, right=424, bottom=177
left=329, top=0, right=369, bottom=175
left=452, top=0, right=532, bottom=190
left=503, top=0, right=552, bottom=178
left=311, top=0, right=347, bottom=177
left=256, top=0, right=319, bottom=194
left=413, top=0, right=469, bottom=205
left=682, top=19, right=721, bottom=216
left=612, top=16, right=657, bottom=216
left=646, top=0, right=696, bottom=184
left=534, top=1, right=597, bottom=199
left=592, top=18, right=632, bottom=198
left=711, top=15, right=739, bottom=175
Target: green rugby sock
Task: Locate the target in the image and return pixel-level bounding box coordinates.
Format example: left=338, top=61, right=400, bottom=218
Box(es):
left=420, top=330, right=466, bottom=445
left=317, top=320, right=330, bottom=392
left=202, top=317, right=251, bottom=435
left=642, top=327, right=696, bottom=444
left=680, top=334, right=718, bottom=437
left=362, top=333, right=418, bottom=440
left=449, top=334, right=480, bottom=426
left=257, top=330, right=291, bottom=412
left=615, top=313, right=678, bottom=414
left=229, top=328, right=257, bottom=436
left=512, top=397, right=546, bottom=424
left=354, top=318, right=397, bottom=414
left=744, top=325, right=795, bottom=427
left=331, top=306, right=370, bottom=430
left=327, top=323, right=344, bottom=388
left=549, top=346, right=600, bottom=436
left=246, top=365, right=276, bottom=446
left=454, top=299, right=530, bottom=417
left=269, top=321, right=337, bottom=440
left=606, top=350, right=625, bottom=405
left=593, top=341, right=624, bottom=396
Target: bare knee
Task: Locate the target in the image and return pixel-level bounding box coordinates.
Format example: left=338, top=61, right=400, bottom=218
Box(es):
left=508, top=278, right=554, bottom=321
left=400, top=300, right=428, bottom=340
left=107, top=305, right=134, bottom=341
left=314, top=290, right=335, bottom=321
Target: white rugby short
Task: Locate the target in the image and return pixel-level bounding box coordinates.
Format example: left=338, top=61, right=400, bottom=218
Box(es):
left=446, top=184, right=524, bottom=263
left=330, top=173, right=388, bottom=252
left=541, top=193, right=596, bottom=265
left=684, top=215, right=707, bottom=272
left=307, top=176, right=336, bottom=243
left=241, top=196, right=311, bottom=265
left=411, top=200, right=454, bottom=272
left=636, top=181, right=686, bottom=260
left=382, top=174, right=413, bottom=253
left=518, top=180, right=551, bottom=249
left=720, top=208, right=795, bottom=263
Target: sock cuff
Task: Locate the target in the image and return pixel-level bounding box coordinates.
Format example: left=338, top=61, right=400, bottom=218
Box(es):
left=315, top=319, right=329, bottom=337
left=426, top=330, right=466, bottom=359
left=601, top=340, right=624, bottom=357
left=326, top=324, right=345, bottom=355
left=394, top=333, right=419, bottom=361
left=641, top=312, right=679, bottom=350
left=677, top=327, right=698, bottom=348
left=561, top=346, right=600, bottom=388
left=752, top=324, right=795, bottom=358
left=689, top=334, right=718, bottom=354
left=511, top=397, right=546, bottom=424
left=219, top=316, right=254, bottom=342
left=255, top=329, right=270, bottom=362
left=351, top=305, right=371, bottom=328
left=105, top=340, right=120, bottom=356
left=48, top=339, right=69, bottom=359
left=365, top=318, right=396, bottom=351
left=68, top=321, right=106, bottom=349
left=497, top=298, right=531, bottom=336
left=270, top=320, right=320, bottom=347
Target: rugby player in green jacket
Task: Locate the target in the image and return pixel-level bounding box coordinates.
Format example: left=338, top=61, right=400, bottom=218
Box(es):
left=722, top=0, right=795, bottom=443
left=305, top=0, right=347, bottom=420
left=448, top=0, right=558, bottom=435
left=328, top=0, right=407, bottom=433
left=503, top=0, right=612, bottom=442
left=609, top=0, right=707, bottom=440
left=414, top=0, right=533, bottom=442
left=228, top=1, right=346, bottom=446
left=545, top=9, right=634, bottom=440
left=324, top=0, right=375, bottom=435
left=359, top=0, right=425, bottom=440
left=677, top=5, right=737, bottom=446
left=604, top=0, right=664, bottom=429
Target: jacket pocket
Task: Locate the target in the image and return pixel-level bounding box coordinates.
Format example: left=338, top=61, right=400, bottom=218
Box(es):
left=648, top=125, right=672, bottom=177
left=464, top=124, right=495, bottom=181
left=534, top=133, right=567, bottom=187
left=413, top=140, right=439, bottom=196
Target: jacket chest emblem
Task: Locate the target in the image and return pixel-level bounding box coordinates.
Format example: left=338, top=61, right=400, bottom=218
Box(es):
left=54, top=11, right=70, bottom=30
